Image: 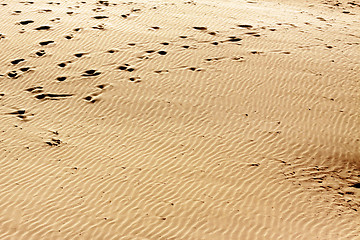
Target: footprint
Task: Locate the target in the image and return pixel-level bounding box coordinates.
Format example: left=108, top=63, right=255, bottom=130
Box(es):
left=82, top=69, right=101, bottom=76
left=50, top=17, right=61, bottom=22
left=193, top=26, right=207, bottom=30
left=93, top=16, right=109, bottom=19
left=129, top=77, right=141, bottom=83
left=35, top=50, right=46, bottom=56
left=188, top=67, right=203, bottom=72
left=34, top=26, right=52, bottom=30
left=58, top=63, right=67, bottom=68
left=19, top=20, right=34, bottom=25
left=11, top=59, right=25, bottom=65
left=245, top=32, right=260, bottom=37
left=35, top=93, right=73, bottom=100
left=84, top=96, right=97, bottom=103
left=227, top=36, right=242, bottom=42
left=118, top=65, right=135, bottom=72
left=74, top=53, right=86, bottom=58
left=238, top=24, right=253, bottom=28
left=6, top=109, right=32, bottom=120
left=20, top=67, right=30, bottom=72
left=46, top=138, right=61, bottom=146
left=65, top=35, right=73, bottom=39
left=56, top=77, right=67, bottom=81
left=92, top=24, right=105, bottom=30
left=154, top=70, right=169, bottom=74
left=106, top=49, right=118, bottom=53
left=26, top=86, right=43, bottom=93
left=7, top=71, right=18, bottom=78
left=158, top=51, right=167, bottom=55
left=39, top=40, right=54, bottom=46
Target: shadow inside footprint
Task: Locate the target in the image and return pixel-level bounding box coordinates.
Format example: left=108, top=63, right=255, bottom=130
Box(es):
left=82, top=70, right=101, bottom=76
left=74, top=53, right=86, bottom=57
left=35, top=93, right=73, bottom=100
left=19, top=20, right=34, bottom=25
left=193, top=26, right=207, bottom=30
left=34, top=26, right=51, bottom=30
left=56, top=77, right=67, bottom=81
left=39, top=40, right=54, bottom=46
left=11, top=59, right=25, bottom=65
left=93, top=16, right=109, bottom=19
left=238, top=24, right=253, bottom=28
left=36, top=50, right=46, bottom=56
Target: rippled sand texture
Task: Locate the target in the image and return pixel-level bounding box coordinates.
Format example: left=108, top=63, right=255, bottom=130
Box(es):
left=0, top=0, right=359, bottom=239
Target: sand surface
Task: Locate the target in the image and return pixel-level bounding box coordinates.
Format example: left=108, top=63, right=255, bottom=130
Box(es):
left=0, top=0, right=359, bottom=239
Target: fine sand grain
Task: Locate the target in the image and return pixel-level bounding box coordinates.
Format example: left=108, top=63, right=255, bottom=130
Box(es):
left=0, top=0, right=359, bottom=239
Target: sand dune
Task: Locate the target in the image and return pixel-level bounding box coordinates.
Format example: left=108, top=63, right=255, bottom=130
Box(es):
left=0, top=0, right=359, bottom=239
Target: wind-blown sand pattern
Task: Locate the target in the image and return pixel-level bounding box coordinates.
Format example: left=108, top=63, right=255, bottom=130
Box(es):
left=0, top=0, right=359, bottom=239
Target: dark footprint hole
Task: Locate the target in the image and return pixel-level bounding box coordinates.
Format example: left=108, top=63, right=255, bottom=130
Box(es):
left=227, top=37, right=242, bottom=42
left=145, top=50, right=155, bottom=53
left=58, top=63, right=66, bottom=68
left=182, top=45, right=189, bottom=49
left=211, top=42, right=219, bottom=45
left=56, top=77, right=66, bottom=81
left=36, top=50, right=46, bottom=56
left=35, top=94, right=47, bottom=99
left=97, top=84, right=105, bottom=89
left=158, top=51, right=167, bottom=55
left=34, top=26, right=51, bottom=30
left=127, top=68, right=135, bottom=72
left=179, top=36, right=187, bottom=38
left=7, top=71, right=17, bottom=78
left=74, top=53, right=85, bottom=57
left=19, top=20, right=34, bottom=25
left=350, top=183, right=360, bottom=188
left=193, top=26, right=207, bottom=30
left=65, top=35, right=73, bottom=39
left=39, top=40, right=54, bottom=46
left=84, top=96, right=92, bottom=101
left=8, top=110, right=26, bottom=115
left=118, top=66, right=127, bottom=70
left=93, top=16, right=109, bottom=19
left=238, top=24, right=253, bottom=28
left=82, top=70, right=101, bottom=76
left=20, top=67, right=30, bottom=72
left=85, top=70, right=96, bottom=75
left=11, top=59, right=25, bottom=65
left=160, top=42, right=169, bottom=45
left=26, top=86, right=43, bottom=92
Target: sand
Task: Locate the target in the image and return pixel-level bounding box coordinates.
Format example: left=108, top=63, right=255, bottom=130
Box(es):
left=0, top=0, right=359, bottom=239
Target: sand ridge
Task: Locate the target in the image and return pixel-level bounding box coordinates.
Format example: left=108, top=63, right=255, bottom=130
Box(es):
left=0, top=0, right=359, bottom=239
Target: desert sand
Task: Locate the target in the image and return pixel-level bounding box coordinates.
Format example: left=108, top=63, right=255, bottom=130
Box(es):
left=0, top=0, right=359, bottom=239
